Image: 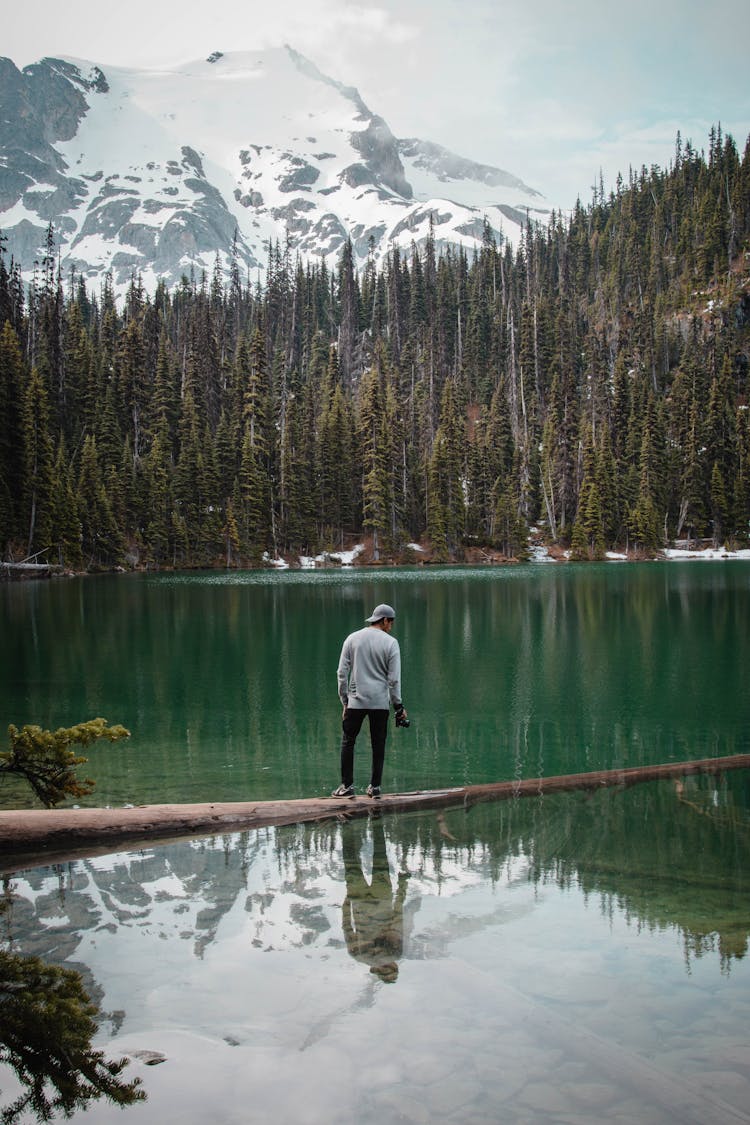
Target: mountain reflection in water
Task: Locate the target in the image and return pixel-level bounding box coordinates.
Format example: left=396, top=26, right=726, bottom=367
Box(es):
left=1, top=773, right=749, bottom=1123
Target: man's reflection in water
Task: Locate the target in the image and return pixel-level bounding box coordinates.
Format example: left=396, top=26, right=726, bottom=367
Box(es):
left=341, top=816, right=409, bottom=984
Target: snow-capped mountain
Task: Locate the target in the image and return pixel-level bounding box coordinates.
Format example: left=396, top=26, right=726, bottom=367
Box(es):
left=0, top=46, right=549, bottom=294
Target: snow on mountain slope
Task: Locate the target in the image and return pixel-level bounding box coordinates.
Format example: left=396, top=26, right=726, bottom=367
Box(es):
left=0, top=46, right=550, bottom=295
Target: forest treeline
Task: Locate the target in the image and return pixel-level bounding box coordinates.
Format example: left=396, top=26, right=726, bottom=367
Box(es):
left=1, top=126, right=749, bottom=570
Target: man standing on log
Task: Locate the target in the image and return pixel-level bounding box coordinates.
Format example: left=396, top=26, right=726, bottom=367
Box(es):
left=332, top=603, right=408, bottom=799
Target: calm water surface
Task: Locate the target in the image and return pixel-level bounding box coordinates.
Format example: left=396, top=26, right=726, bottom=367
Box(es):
left=2, top=562, right=749, bottom=807
left=1, top=775, right=749, bottom=1123
left=2, top=563, right=750, bottom=1123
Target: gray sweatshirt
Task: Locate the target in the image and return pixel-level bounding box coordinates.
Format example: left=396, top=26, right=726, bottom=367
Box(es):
left=337, top=625, right=402, bottom=710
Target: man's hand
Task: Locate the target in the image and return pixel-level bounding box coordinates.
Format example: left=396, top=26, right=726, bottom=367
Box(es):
left=394, top=704, right=409, bottom=728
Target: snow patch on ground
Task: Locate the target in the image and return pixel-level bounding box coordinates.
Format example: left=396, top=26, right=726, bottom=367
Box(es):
left=299, top=544, right=365, bottom=568
left=529, top=543, right=750, bottom=564
left=274, top=542, right=750, bottom=567
left=662, top=547, right=750, bottom=560
left=263, top=553, right=290, bottom=569
left=528, top=544, right=556, bottom=563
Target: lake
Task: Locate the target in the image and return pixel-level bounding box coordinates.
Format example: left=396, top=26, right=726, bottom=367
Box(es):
left=1, top=562, right=750, bottom=1123
left=2, top=562, right=749, bottom=807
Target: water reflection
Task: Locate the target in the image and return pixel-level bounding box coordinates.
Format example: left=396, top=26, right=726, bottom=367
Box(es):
left=3, top=564, right=750, bottom=809
left=2, top=774, right=747, bottom=980
left=0, top=948, right=143, bottom=1123
left=0, top=775, right=748, bottom=1122
left=1, top=774, right=750, bottom=976
left=341, top=816, right=409, bottom=983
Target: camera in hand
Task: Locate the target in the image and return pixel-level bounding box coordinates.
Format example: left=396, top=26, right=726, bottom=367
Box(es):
left=395, top=709, right=410, bottom=728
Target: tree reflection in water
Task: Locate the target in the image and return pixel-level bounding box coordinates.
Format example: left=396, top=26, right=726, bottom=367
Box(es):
left=0, top=947, right=144, bottom=1124
left=391, top=769, right=750, bottom=974
left=0, top=769, right=746, bottom=1124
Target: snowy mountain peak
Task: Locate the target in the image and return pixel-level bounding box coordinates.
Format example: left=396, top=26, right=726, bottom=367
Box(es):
left=0, top=46, right=551, bottom=295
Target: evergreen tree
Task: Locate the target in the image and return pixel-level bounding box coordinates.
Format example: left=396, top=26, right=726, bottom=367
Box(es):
left=337, top=237, right=361, bottom=385
left=358, top=355, right=390, bottom=559
left=142, top=431, right=173, bottom=564
left=21, top=366, right=55, bottom=558
left=76, top=434, right=119, bottom=567
left=677, top=398, right=707, bottom=543
left=571, top=426, right=606, bottom=560
left=0, top=124, right=748, bottom=569
left=173, top=389, right=216, bottom=563
left=709, top=461, right=730, bottom=546
left=734, top=406, right=750, bottom=543
left=237, top=326, right=272, bottom=555
left=0, top=322, right=26, bottom=548
left=50, top=439, right=83, bottom=569
left=493, top=480, right=527, bottom=559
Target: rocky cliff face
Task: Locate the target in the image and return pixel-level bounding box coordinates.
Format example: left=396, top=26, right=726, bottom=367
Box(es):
left=0, top=47, right=550, bottom=295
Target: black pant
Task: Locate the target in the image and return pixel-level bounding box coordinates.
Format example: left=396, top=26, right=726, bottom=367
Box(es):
left=340, top=707, right=389, bottom=788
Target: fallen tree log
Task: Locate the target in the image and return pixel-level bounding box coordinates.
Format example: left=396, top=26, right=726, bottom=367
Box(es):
left=0, top=562, right=66, bottom=581
left=1, top=752, right=748, bottom=872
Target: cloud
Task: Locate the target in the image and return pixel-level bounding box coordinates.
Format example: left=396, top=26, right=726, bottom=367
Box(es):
left=4, top=0, right=417, bottom=69
left=3, top=0, right=748, bottom=214
left=329, top=5, right=417, bottom=42
left=502, top=102, right=605, bottom=147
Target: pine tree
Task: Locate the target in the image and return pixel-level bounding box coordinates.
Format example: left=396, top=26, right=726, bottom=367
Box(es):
left=223, top=495, right=241, bottom=567
left=358, top=356, right=390, bottom=559
left=76, top=435, right=119, bottom=567
left=237, top=326, right=272, bottom=555
left=50, top=439, right=83, bottom=568
left=0, top=321, right=26, bottom=548
left=426, top=437, right=449, bottom=561
left=627, top=420, right=664, bottom=555
left=493, top=480, right=527, bottom=558
left=21, top=366, right=55, bottom=558
left=596, top=427, right=619, bottom=547
left=337, top=238, right=361, bottom=385
left=733, top=406, right=750, bottom=544
left=539, top=309, right=580, bottom=541
left=676, top=398, right=707, bottom=543
left=709, top=461, right=730, bottom=546
left=239, top=429, right=269, bottom=556
left=431, top=378, right=467, bottom=551
left=1, top=718, right=130, bottom=806
left=705, top=355, right=737, bottom=535
left=571, top=425, right=606, bottom=559
left=142, top=432, right=173, bottom=564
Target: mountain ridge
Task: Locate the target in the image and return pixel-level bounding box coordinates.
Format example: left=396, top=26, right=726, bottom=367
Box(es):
left=0, top=46, right=550, bottom=294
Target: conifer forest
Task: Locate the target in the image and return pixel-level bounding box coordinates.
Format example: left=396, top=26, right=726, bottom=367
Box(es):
left=1, top=127, right=749, bottom=571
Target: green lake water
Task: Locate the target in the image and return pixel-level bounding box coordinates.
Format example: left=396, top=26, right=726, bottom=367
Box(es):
left=1, top=563, right=750, bottom=1122
left=2, top=561, right=749, bottom=806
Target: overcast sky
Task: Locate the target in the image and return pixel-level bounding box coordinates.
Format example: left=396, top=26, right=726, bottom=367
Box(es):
left=5, top=0, right=749, bottom=209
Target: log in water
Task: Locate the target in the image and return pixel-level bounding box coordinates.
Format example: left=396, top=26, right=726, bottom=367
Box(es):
left=1, top=753, right=748, bottom=872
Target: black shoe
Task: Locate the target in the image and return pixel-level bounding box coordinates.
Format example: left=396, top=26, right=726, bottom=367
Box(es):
left=332, top=784, right=355, bottom=798
left=366, top=785, right=381, bottom=799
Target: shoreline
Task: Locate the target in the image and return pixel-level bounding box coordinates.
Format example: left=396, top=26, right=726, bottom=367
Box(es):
left=3, top=543, right=750, bottom=582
